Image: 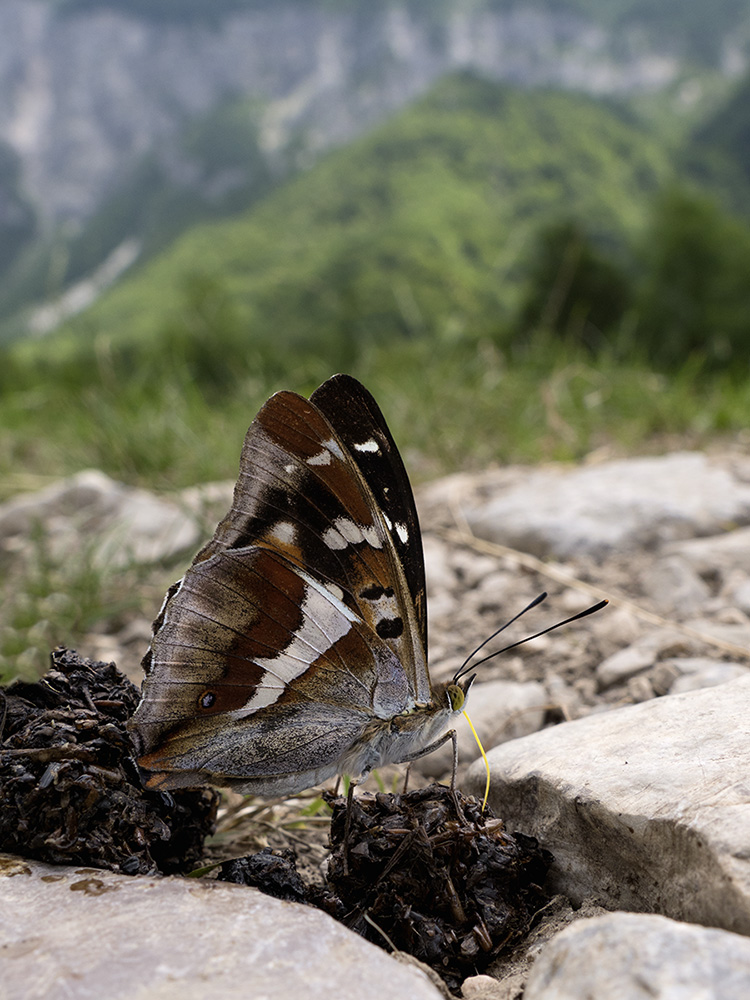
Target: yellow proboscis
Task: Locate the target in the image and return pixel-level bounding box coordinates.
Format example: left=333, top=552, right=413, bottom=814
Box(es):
left=462, top=710, right=490, bottom=811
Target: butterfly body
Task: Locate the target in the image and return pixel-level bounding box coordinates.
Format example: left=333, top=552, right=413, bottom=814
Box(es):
left=129, top=375, right=470, bottom=796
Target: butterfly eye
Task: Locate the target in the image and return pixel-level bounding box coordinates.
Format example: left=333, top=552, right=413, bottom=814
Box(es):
left=445, top=683, right=465, bottom=712
left=199, top=691, right=217, bottom=710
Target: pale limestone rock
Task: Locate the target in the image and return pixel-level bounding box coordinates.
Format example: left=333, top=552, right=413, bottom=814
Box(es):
left=626, top=672, right=655, bottom=702
left=178, top=481, right=235, bottom=518
left=596, top=643, right=656, bottom=689
left=683, top=618, right=750, bottom=650
left=588, top=606, right=642, bottom=655
left=448, top=549, right=502, bottom=590
left=639, top=554, right=710, bottom=612
left=466, top=676, right=750, bottom=933
left=461, top=974, right=503, bottom=998
left=728, top=577, right=750, bottom=616
left=595, top=629, right=689, bottom=689
left=666, top=657, right=749, bottom=694
left=465, top=570, right=516, bottom=617
left=668, top=526, right=750, bottom=577
left=523, top=912, right=750, bottom=1000
left=0, top=855, right=443, bottom=1000
left=0, top=470, right=200, bottom=568
left=465, top=452, right=750, bottom=559
left=422, top=534, right=458, bottom=595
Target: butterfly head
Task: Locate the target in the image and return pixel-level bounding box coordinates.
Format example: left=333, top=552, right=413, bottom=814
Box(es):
left=440, top=672, right=475, bottom=715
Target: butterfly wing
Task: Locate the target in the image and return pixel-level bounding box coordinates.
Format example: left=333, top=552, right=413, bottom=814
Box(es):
left=188, top=376, right=429, bottom=701
left=129, top=376, right=431, bottom=791
left=309, top=374, right=427, bottom=656
left=132, top=544, right=412, bottom=793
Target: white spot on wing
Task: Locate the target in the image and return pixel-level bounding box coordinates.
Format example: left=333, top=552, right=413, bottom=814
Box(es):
left=323, top=517, right=383, bottom=551
left=353, top=439, right=380, bottom=453
left=268, top=521, right=296, bottom=545
left=396, top=522, right=409, bottom=544
left=239, top=572, right=357, bottom=714
left=325, top=582, right=345, bottom=601
left=325, top=437, right=345, bottom=459
left=322, top=525, right=347, bottom=551
left=383, top=513, right=393, bottom=530
left=307, top=449, right=332, bottom=466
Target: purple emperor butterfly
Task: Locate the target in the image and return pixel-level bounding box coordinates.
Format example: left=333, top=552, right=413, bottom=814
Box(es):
left=129, top=375, right=472, bottom=796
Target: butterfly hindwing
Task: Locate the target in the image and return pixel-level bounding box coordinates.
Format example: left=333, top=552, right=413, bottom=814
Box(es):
left=133, top=544, right=413, bottom=788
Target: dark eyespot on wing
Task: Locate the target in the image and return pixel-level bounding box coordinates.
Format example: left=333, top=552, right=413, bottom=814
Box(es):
left=360, top=584, right=395, bottom=600
left=376, top=617, right=404, bottom=640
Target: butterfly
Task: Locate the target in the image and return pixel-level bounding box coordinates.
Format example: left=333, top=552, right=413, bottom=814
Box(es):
left=129, top=374, right=473, bottom=797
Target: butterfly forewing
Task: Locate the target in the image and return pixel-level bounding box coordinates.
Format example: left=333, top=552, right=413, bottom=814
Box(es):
left=310, top=374, right=427, bottom=653
left=187, top=383, right=429, bottom=701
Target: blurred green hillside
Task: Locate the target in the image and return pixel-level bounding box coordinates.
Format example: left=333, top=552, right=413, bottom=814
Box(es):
left=3, top=72, right=750, bottom=497
left=39, top=79, right=672, bottom=353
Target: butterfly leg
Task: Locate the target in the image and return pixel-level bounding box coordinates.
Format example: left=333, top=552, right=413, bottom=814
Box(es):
left=399, top=728, right=457, bottom=783
left=402, top=763, right=412, bottom=794
left=343, top=778, right=356, bottom=876
left=399, top=729, right=466, bottom=821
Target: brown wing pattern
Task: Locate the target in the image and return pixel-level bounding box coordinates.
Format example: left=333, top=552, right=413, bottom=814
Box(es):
left=188, top=382, right=429, bottom=701
left=130, top=376, right=432, bottom=786
left=132, top=544, right=413, bottom=779
left=310, top=374, right=427, bottom=655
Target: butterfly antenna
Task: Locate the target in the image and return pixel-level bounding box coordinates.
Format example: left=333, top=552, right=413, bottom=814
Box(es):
left=454, top=599, right=608, bottom=682
left=452, top=592, right=548, bottom=684
left=453, top=594, right=609, bottom=684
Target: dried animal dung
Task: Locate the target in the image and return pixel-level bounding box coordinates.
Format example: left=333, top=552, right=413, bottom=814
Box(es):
left=0, top=648, right=219, bottom=874
left=220, top=784, right=552, bottom=992
left=217, top=847, right=309, bottom=903
left=325, top=785, right=552, bottom=990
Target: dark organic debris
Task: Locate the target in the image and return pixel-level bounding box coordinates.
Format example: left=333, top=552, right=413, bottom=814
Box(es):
left=219, top=784, right=553, bottom=992
left=0, top=648, right=219, bottom=874
left=217, top=847, right=308, bottom=903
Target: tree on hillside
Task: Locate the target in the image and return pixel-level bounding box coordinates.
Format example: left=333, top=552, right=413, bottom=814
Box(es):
left=635, top=187, right=750, bottom=369
left=514, top=218, right=631, bottom=351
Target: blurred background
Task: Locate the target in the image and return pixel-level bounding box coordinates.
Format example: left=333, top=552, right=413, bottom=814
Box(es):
left=2, top=0, right=750, bottom=679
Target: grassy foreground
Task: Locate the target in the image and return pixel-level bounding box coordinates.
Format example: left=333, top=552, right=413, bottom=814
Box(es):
left=2, top=330, right=746, bottom=499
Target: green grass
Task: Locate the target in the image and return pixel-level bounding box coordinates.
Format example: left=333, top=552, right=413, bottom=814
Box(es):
left=1, top=327, right=745, bottom=494
left=0, top=529, right=150, bottom=683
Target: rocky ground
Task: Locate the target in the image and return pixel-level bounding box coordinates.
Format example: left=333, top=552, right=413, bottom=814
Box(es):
left=2, top=449, right=750, bottom=998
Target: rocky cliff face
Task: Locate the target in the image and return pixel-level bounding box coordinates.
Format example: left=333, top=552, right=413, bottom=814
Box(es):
left=1, top=0, right=688, bottom=228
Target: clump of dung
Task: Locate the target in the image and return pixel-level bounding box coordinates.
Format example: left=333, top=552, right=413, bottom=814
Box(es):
left=0, top=648, right=218, bottom=874
left=220, top=783, right=552, bottom=992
